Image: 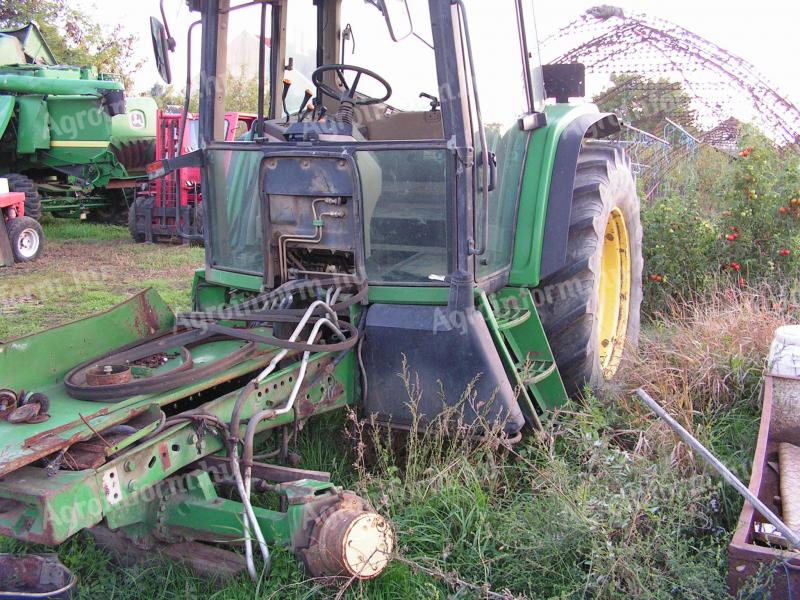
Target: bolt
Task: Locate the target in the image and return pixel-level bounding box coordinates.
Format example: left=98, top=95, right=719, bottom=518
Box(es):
left=187, top=433, right=197, bottom=444
left=128, top=480, right=137, bottom=492
left=124, top=460, right=136, bottom=472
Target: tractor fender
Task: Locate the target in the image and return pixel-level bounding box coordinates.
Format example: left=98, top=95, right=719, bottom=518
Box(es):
left=0, top=96, right=14, bottom=139
left=538, top=112, right=621, bottom=281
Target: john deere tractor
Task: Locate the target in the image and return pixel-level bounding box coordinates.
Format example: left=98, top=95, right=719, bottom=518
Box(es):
left=0, top=0, right=641, bottom=587
left=0, top=23, right=158, bottom=221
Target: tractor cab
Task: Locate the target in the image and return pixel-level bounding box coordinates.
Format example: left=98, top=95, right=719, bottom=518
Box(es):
left=152, top=0, right=547, bottom=295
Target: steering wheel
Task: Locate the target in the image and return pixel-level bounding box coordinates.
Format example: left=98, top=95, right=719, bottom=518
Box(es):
left=311, top=64, right=392, bottom=106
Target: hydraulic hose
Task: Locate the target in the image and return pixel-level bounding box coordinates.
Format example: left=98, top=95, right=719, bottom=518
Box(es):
left=226, top=296, right=349, bottom=581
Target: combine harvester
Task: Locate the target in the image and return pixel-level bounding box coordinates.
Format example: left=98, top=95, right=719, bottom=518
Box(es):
left=0, top=23, right=157, bottom=222
left=0, top=0, right=643, bottom=588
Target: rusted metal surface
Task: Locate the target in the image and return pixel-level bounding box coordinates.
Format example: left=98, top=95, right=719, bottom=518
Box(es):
left=85, top=365, right=132, bottom=387
left=728, top=376, right=800, bottom=599
left=7, top=403, right=45, bottom=424
left=5, top=393, right=50, bottom=425
left=161, top=542, right=246, bottom=579
left=0, top=390, right=17, bottom=419
left=0, top=554, right=76, bottom=598
left=300, top=491, right=394, bottom=580
left=0, top=318, right=354, bottom=545
left=0, top=345, right=279, bottom=479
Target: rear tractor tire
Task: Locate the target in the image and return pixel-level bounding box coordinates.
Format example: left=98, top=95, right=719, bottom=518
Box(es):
left=4, top=173, right=41, bottom=221
left=535, top=143, right=643, bottom=397
left=7, top=216, right=44, bottom=263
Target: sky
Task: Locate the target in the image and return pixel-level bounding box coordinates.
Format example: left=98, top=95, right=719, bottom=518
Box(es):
left=79, top=0, right=800, bottom=110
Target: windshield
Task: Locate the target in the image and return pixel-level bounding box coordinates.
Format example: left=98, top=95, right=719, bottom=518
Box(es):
left=337, top=0, right=437, bottom=111
left=205, top=0, right=451, bottom=286
left=213, top=1, right=438, bottom=124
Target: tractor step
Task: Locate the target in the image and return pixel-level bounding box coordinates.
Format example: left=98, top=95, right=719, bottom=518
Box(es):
left=495, top=307, right=531, bottom=331
left=479, top=288, right=568, bottom=425
left=516, top=359, right=558, bottom=386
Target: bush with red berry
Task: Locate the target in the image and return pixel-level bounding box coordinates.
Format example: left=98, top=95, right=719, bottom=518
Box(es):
left=642, top=128, right=800, bottom=317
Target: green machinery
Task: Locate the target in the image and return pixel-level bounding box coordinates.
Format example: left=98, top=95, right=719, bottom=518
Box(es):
left=0, top=0, right=642, bottom=584
left=0, top=23, right=158, bottom=220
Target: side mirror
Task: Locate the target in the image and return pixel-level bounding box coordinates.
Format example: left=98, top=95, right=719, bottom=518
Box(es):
left=375, top=0, right=412, bottom=42
left=150, top=17, right=172, bottom=84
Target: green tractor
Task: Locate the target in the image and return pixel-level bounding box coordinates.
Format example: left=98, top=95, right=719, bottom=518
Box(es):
left=0, top=23, right=158, bottom=221
left=0, top=0, right=641, bottom=587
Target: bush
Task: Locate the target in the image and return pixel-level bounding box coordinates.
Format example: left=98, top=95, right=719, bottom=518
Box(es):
left=641, top=130, right=800, bottom=318
left=641, top=193, right=718, bottom=316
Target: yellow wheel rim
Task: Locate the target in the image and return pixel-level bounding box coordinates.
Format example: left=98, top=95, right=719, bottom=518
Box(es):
left=597, top=207, right=631, bottom=378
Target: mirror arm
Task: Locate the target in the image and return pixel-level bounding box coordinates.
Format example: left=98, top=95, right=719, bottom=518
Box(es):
left=159, top=0, right=177, bottom=52
left=374, top=0, right=413, bottom=42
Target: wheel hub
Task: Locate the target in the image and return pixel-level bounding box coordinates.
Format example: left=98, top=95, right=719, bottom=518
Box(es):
left=597, top=207, right=631, bottom=378
left=301, top=492, right=394, bottom=579
left=16, top=228, right=40, bottom=259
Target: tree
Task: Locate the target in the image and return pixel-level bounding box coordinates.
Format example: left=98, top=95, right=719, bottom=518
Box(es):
left=0, top=0, right=142, bottom=90
left=148, top=67, right=264, bottom=115
left=149, top=83, right=195, bottom=112
left=223, top=68, right=263, bottom=114
left=594, top=73, right=698, bottom=136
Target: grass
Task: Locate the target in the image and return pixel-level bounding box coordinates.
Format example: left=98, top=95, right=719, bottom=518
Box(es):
left=0, top=218, right=204, bottom=340
left=0, top=220, right=794, bottom=598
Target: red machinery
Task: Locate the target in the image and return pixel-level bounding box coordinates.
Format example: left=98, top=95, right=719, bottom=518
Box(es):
left=128, top=111, right=255, bottom=243
left=0, top=178, right=43, bottom=266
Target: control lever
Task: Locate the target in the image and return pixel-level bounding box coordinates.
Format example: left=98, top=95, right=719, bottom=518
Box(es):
left=419, top=92, right=440, bottom=111
left=281, top=78, right=292, bottom=122
left=297, top=89, right=313, bottom=122
left=315, top=99, right=328, bottom=121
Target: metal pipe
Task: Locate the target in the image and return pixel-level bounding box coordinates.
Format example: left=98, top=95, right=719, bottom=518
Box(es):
left=278, top=199, right=343, bottom=281
left=635, top=388, right=800, bottom=549
left=278, top=198, right=326, bottom=281
left=238, top=313, right=344, bottom=578
left=176, top=20, right=202, bottom=242
left=453, top=0, right=490, bottom=257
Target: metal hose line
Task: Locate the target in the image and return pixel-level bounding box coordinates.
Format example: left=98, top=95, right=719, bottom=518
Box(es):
left=228, top=301, right=347, bottom=581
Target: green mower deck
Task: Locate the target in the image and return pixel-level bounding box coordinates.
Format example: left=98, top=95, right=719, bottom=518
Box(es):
left=0, top=289, right=397, bottom=579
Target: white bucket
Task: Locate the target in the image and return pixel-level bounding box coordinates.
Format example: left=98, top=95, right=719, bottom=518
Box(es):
left=769, top=325, right=800, bottom=378
left=0, top=178, right=8, bottom=195
left=769, top=325, right=800, bottom=432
